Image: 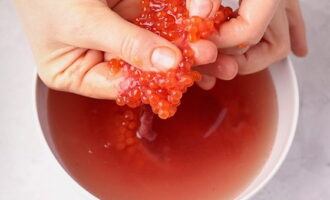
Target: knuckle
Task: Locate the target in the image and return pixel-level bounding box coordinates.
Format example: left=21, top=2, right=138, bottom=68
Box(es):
left=120, top=34, right=136, bottom=61
left=38, top=66, right=74, bottom=92
left=120, top=30, right=156, bottom=66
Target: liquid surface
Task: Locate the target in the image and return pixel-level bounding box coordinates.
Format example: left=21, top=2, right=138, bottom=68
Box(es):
left=45, top=70, right=278, bottom=200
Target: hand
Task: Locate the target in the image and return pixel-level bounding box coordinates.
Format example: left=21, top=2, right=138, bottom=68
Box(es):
left=189, top=0, right=308, bottom=89
left=13, top=0, right=220, bottom=99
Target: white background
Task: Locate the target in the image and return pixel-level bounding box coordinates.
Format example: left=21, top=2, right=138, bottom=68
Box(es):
left=1, top=0, right=329, bottom=199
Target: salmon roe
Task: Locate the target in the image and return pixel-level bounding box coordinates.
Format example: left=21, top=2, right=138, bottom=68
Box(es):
left=109, top=107, right=171, bottom=168
left=109, top=0, right=233, bottom=119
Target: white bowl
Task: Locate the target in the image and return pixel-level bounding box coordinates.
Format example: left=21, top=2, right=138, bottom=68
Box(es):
left=35, top=58, right=299, bottom=200
left=236, top=58, right=299, bottom=200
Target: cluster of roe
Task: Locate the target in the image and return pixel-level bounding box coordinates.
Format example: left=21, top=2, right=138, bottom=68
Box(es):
left=112, top=109, right=140, bottom=151
left=110, top=107, right=171, bottom=168
left=109, top=0, right=234, bottom=119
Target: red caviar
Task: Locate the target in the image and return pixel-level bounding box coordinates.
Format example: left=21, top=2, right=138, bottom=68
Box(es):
left=108, top=106, right=172, bottom=168
left=109, top=0, right=233, bottom=119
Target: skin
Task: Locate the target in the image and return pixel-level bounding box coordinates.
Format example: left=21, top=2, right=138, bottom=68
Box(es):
left=190, top=0, right=308, bottom=89
left=13, top=0, right=307, bottom=99
left=13, top=0, right=223, bottom=99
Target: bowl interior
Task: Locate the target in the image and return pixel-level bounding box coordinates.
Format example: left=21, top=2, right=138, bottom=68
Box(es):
left=237, top=58, right=299, bottom=200
left=35, top=58, right=298, bottom=200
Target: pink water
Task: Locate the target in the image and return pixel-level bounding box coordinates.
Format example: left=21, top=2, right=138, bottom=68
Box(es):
left=45, top=70, right=278, bottom=200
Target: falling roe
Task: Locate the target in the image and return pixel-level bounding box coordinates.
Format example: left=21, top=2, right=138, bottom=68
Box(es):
left=45, top=70, right=278, bottom=200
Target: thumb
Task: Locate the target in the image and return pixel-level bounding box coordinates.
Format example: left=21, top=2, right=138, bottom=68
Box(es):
left=58, top=2, right=182, bottom=72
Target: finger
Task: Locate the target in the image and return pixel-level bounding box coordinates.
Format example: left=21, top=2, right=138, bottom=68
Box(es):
left=110, top=0, right=141, bottom=21
left=286, top=0, right=308, bottom=57
left=105, top=0, right=121, bottom=8
left=210, top=0, right=281, bottom=48
left=78, top=62, right=122, bottom=99
left=235, top=5, right=291, bottom=75
left=220, top=46, right=249, bottom=56
left=196, top=74, right=217, bottom=90
left=57, top=2, right=182, bottom=72
left=104, top=52, right=116, bottom=61
left=190, top=39, right=218, bottom=66
left=187, top=0, right=221, bottom=18
left=39, top=49, right=122, bottom=99
left=235, top=41, right=273, bottom=74
left=195, top=54, right=238, bottom=80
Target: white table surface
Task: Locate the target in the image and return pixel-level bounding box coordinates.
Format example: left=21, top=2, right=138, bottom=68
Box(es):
left=1, top=0, right=329, bottom=199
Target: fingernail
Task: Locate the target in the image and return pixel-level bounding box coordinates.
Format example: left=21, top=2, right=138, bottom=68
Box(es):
left=151, top=47, right=177, bottom=71
left=189, top=0, right=213, bottom=17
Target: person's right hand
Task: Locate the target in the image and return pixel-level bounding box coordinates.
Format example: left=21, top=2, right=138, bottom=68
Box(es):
left=14, top=0, right=223, bottom=99
left=189, top=0, right=308, bottom=89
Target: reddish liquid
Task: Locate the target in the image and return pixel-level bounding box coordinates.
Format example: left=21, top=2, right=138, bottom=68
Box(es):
left=45, top=70, right=277, bottom=200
